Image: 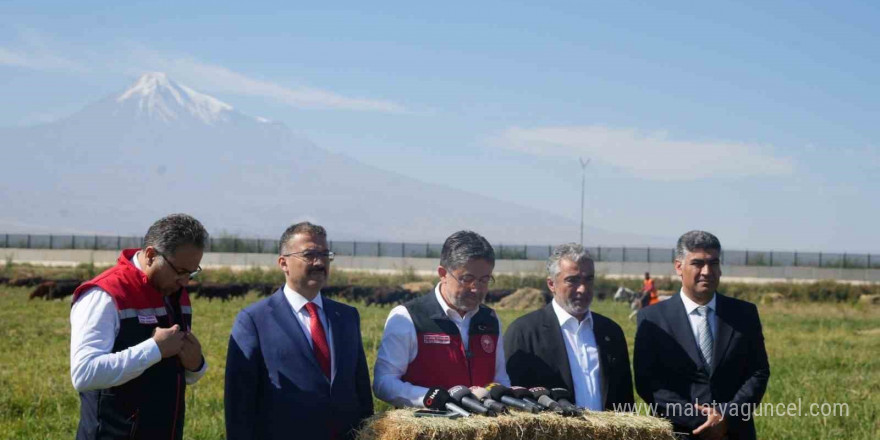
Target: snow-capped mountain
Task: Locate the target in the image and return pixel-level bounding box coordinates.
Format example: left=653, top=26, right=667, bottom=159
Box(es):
left=0, top=73, right=655, bottom=245
left=115, top=72, right=235, bottom=125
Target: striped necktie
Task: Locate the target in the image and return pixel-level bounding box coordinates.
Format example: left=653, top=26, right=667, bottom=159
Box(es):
left=696, top=305, right=713, bottom=373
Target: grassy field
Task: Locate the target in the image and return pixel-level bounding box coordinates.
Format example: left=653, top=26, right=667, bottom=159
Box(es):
left=1, top=283, right=878, bottom=439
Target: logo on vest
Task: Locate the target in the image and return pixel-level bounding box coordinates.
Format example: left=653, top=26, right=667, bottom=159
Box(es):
left=138, top=315, right=158, bottom=324
left=423, top=333, right=451, bottom=345
left=480, top=334, right=495, bottom=353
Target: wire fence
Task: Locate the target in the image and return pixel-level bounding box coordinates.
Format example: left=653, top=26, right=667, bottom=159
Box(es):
left=2, top=233, right=878, bottom=269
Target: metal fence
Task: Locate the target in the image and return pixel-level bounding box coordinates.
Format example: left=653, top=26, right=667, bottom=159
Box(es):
left=2, top=233, right=878, bottom=269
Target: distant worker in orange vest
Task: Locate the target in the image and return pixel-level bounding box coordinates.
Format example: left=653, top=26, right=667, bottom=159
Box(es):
left=642, top=272, right=659, bottom=306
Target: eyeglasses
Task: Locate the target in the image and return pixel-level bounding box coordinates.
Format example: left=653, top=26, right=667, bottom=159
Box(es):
left=159, top=254, right=202, bottom=280
left=282, top=250, right=335, bottom=262
left=446, top=270, right=495, bottom=287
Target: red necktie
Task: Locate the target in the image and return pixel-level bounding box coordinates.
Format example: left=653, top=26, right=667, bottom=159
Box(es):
left=305, top=302, right=331, bottom=380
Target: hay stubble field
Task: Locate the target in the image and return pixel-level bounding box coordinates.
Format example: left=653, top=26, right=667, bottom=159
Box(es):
left=1, top=279, right=878, bottom=439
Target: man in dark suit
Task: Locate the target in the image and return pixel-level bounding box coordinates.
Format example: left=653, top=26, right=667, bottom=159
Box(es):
left=505, top=243, right=634, bottom=410
left=225, top=222, right=373, bottom=440
left=634, top=230, right=770, bottom=440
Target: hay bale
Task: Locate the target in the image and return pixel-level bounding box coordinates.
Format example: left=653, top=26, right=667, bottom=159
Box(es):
left=857, top=294, right=880, bottom=306
left=401, top=282, right=434, bottom=294
left=356, top=409, right=674, bottom=440
left=760, top=292, right=785, bottom=305
left=496, top=288, right=546, bottom=311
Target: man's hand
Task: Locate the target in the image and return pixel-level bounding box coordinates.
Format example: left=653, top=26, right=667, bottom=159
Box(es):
left=153, top=324, right=185, bottom=358
left=178, top=331, right=204, bottom=371
left=692, top=404, right=728, bottom=440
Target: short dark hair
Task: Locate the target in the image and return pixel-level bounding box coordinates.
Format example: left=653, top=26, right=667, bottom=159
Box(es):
left=440, top=230, right=495, bottom=270
left=279, top=222, right=327, bottom=254
left=143, top=214, right=208, bottom=255
left=675, top=230, right=722, bottom=260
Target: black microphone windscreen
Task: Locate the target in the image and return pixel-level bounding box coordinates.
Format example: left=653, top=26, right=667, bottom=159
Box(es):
left=423, top=388, right=451, bottom=410
left=486, top=383, right=511, bottom=401
left=550, top=388, right=573, bottom=402
left=529, top=387, right=551, bottom=398
left=448, top=386, right=475, bottom=401
left=510, top=386, right=534, bottom=400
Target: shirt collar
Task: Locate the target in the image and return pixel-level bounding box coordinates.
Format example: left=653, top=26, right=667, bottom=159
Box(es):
left=551, top=298, right=593, bottom=330
left=132, top=251, right=144, bottom=273
left=434, top=282, right=477, bottom=321
left=680, top=289, right=716, bottom=315
left=283, top=284, right=324, bottom=313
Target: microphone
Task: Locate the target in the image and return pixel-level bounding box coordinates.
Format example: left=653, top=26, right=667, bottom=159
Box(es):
left=469, top=386, right=509, bottom=414
left=510, top=386, right=546, bottom=412
left=485, top=383, right=539, bottom=413
left=423, top=388, right=472, bottom=417
left=529, top=387, right=573, bottom=416
left=549, top=388, right=583, bottom=414
left=449, top=386, right=497, bottom=416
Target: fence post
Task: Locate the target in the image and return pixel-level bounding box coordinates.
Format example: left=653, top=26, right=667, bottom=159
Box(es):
left=401, top=243, right=405, bottom=258
left=622, top=246, right=627, bottom=262
left=27, top=234, right=31, bottom=249
left=597, top=246, right=602, bottom=261
left=672, top=248, right=676, bottom=263
left=377, top=241, right=382, bottom=257
left=4, top=233, right=8, bottom=248
left=116, top=236, right=121, bottom=250
left=353, top=241, right=358, bottom=256
left=647, top=247, right=651, bottom=263
left=720, top=250, right=724, bottom=265
left=868, top=254, right=872, bottom=268
left=842, top=253, right=847, bottom=269
left=769, top=251, right=773, bottom=267
left=94, top=235, right=98, bottom=250
left=794, top=251, right=798, bottom=266
left=523, top=244, right=528, bottom=260
left=818, top=252, right=823, bottom=267
left=426, top=242, right=429, bottom=258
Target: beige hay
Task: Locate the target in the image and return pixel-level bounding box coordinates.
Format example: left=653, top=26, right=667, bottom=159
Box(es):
left=496, top=288, right=545, bottom=311
left=401, top=281, right=435, bottom=294
left=357, top=409, right=675, bottom=440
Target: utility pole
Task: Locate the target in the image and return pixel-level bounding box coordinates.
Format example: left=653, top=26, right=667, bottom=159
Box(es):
left=579, top=158, right=590, bottom=245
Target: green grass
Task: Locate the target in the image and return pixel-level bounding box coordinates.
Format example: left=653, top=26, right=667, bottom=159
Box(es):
left=1, top=285, right=878, bottom=439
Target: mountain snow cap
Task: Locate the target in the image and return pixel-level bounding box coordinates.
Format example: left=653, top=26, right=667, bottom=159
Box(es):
left=116, top=72, right=234, bottom=125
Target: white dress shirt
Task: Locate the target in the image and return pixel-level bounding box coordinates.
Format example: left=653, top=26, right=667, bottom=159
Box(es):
left=372, top=283, right=511, bottom=407
left=282, top=285, right=336, bottom=383
left=70, top=251, right=208, bottom=392
left=551, top=299, right=603, bottom=410
left=680, top=291, right=718, bottom=345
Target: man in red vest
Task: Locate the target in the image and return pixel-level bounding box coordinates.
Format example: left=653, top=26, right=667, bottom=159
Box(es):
left=373, top=230, right=511, bottom=407
left=70, top=213, right=208, bottom=440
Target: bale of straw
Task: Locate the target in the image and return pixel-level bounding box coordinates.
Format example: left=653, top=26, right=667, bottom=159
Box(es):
left=357, top=409, right=675, bottom=440
left=495, top=287, right=547, bottom=311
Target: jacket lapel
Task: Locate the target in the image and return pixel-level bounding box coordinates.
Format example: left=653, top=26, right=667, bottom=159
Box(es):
left=323, top=298, right=345, bottom=384
left=665, top=294, right=705, bottom=368
left=542, top=304, right=574, bottom=396
left=593, top=316, right=611, bottom=407
left=268, top=289, right=324, bottom=375
left=711, top=294, right=735, bottom=375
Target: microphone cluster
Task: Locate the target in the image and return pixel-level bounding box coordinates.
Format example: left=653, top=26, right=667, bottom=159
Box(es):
left=422, top=384, right=584, bottom=418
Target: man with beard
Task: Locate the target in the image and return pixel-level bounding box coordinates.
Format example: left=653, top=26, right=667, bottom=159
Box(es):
left=504, top=243, right=634, bottom=410
left=225, top=222, right=373, bottom=440
left=634, top=231, right=769, bottom=440
left=373, top=230, right=511, bottom=407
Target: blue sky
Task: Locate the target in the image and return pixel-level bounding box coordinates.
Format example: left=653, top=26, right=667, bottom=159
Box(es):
left=1, top=0, right=878, bottom=252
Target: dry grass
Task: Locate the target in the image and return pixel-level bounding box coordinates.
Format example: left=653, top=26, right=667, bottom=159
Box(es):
left=357, top=409, right=675, bottom=440
left=496, top=288, right=546, bottom=311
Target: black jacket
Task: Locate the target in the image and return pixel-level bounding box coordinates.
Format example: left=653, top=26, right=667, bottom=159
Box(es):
left=504, top=303, right=635, bottom=410
left=634, top=293, right=770, bottom=440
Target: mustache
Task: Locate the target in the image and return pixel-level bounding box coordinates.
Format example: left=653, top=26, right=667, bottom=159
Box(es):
left=307, top=267, right=327, bottom=274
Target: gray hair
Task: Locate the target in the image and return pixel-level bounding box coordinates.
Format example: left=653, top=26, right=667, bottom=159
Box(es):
left=279, top=221, right=327, bottom=254
left=675, top=230, right=722, bottom=261
left=143, top=214, right=208, bottom=255
left=547, top=242, right=592, bottom=278
left=440, top=230, right=495, bottom=270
